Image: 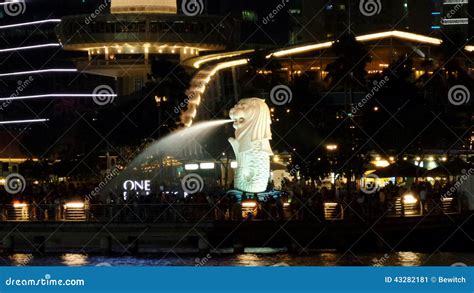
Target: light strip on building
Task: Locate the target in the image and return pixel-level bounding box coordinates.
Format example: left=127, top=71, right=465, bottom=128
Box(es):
left=0, top=43, right=61, bottom=53
left=356, top=31, right=443, bottom=45
left=443, top=0, right=468, bottom=4
left=441, top=18, right=469, bottom=25
left=0, top=94, right=117, bottom=102
left=199, top=162, right=215, bottom=170
left=465, top=45, right=474, bottom=52
left=193, top=50, right=254, bottom=68
left=0, top=68, right=77, bottom=77
left=0, top=119, right=49, bottom=125
left=184, top=164, right=199, bottom=170
left=267, top=41, right=334, bottom=58
left=0, top=19, right=61, bottom=30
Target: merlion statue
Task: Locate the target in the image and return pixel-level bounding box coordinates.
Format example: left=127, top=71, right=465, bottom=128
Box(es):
left=229, top=98, right=273, bottom=193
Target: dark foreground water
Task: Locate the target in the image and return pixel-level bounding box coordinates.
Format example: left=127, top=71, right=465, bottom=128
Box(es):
left=1, top=250, right=472, bottom=266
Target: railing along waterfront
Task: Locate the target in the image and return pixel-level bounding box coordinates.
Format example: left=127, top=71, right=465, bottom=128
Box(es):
left=0, top=198, right=462, bottom=223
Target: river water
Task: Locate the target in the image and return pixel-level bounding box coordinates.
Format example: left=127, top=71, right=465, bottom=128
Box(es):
left=1, top=251, right=472, bottom=266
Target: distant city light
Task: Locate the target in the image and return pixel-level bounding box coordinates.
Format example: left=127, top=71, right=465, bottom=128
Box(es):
left=199, top=162, right=215, bottom=170
left=184, top=164, right=199, bottom=170
left=64, top=202, right=85, bottom=209
left=403, top=194, right=418, bottom=204
left=326, top=144, right=338, bottom=151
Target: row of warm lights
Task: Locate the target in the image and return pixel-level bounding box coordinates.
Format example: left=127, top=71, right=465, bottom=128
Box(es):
left=12, top=202, right=85, bottom=209
left=88, top=45, right=200, bottom=55
left=373, top=156, right=448, bottom=167
left=266, top=30, right=473, bottom=59
left=192, top=50, right=254, bottom=69
left=375, top=156, right=447, bottom=162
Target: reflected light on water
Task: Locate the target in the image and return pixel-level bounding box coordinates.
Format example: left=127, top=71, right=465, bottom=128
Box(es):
left=396, top=252, right=422, bottom=266
left=10, top=254, right=33, bottom=266
left=61, top=254, right=89, bottom=266
left=235, top=254, right=265, bottom=266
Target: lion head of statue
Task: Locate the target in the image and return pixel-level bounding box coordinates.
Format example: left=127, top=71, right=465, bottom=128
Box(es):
left=229, top=98, right=272, bottom=154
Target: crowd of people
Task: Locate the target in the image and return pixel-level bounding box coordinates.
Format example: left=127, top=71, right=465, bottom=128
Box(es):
left=0, top=178, right=469, bottom=222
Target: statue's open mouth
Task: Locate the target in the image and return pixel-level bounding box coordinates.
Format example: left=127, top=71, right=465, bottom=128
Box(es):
left=233, top=117, right=245, bottom=127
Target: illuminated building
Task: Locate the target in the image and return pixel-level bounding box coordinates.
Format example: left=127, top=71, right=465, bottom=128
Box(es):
left=57, top=0, right=238, bottom=95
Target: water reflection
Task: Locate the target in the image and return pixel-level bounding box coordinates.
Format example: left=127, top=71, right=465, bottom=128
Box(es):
left=235, top=254, right=267, bottom=266
left=396, top=252, right=423, bottom=266
left=61, top=254, right=89, bottom=266
left=10, top=254, right=33, bottom=266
